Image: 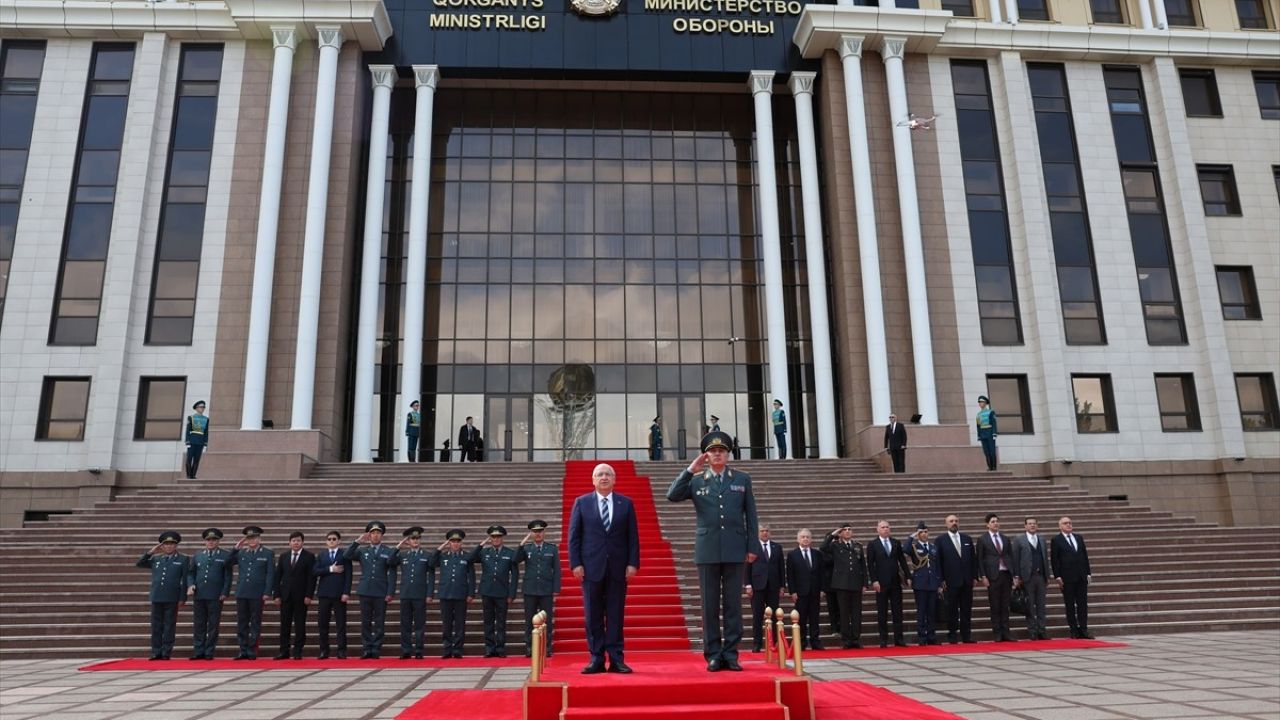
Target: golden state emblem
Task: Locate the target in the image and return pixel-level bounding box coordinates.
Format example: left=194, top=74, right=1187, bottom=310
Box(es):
left=570, top=0, right=621, bottom=16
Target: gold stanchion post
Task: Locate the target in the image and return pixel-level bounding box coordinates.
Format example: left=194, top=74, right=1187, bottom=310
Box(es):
left=530, top=611, right=546, bottom=682
left=775, top=608, right=787, bottom=670
left=763, top=606, right=774, bottom=664
left=789, top=609, right=803, bottom=676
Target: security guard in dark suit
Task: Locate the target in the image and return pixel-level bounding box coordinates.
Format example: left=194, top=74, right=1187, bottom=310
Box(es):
left=470, top=524, right=520, bottom=657
left=516, top=519, right=561, bottom=657
left=390, top=526, right=434, bottom=659
left=187, top=527, right=235, bottom=659
left=137, top=531, right=189, bottom=660
left=666, top=430, right=759, bottom=672
left=345, top=520, right=398, bottom=658
left=230, top=526, right=275, bottom=659
left=432, top=529, right=476, bottom=658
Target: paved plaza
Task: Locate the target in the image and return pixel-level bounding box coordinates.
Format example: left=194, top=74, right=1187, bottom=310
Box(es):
left=0, top=631, right=1277, bottom=720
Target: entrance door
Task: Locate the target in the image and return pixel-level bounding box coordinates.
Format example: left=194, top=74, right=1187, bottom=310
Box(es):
left=485, top=396, right=533, bottom=462
left=658, top=394, right=705, bottom=461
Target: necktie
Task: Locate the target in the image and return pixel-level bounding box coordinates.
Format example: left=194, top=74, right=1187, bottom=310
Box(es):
left=804, top=550, right=811, bottom=568
left=994, top=534, right=1002, bottom=553
left=1068, top=534, right=1077, bottom=551
left=883, top=539, right=890, bottom=555
left=600, top=496, right=611, bottom=531
left=952, top=533, right=961, bottom=554
left=764, top=544, right=770, bottom=561
left=291, top=552, right=298, bottom=567
left=329, top=550, right=336, bottom=563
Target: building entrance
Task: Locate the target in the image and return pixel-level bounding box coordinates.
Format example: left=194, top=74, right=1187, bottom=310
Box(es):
left=658, top=394, right=706, bottom=460
left=485, top=395, right=534, bottom=462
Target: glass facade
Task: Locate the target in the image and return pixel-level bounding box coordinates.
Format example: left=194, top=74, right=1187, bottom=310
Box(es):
left=367, top=88, right=820, bottom=462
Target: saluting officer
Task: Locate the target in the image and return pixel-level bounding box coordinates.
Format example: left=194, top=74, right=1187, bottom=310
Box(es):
left=187, top=527, right=235, bottom=659
left=390, top=526, right=434, bottom=659
left=470, top=524, right=520, bottom=658
left=516, top=519, right=561, bottom=658
left=820, top=523, right=871, bottom=649
left=230, top=526, right=275, bottom=660
left=136, top=531, right=189, bottom=660
left=345, top=520, right=398, bottom=658
left=432, top=529, right=476, bottom=658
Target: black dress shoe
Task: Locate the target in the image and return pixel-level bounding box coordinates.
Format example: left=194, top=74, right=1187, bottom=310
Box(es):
left=188, top=656, right=203, bottom=661
left=525, top=651, right=533, bottom=658
left=483, top=651, right=496, bottom=658
left=415, top=653, right=424, bottom=660
left=336, top=651, right=347, bottom=659
left=546, top=652, right=553, bottom=658
left=852, top=641, right=863, bottom=649
left=894, top=641, right=908, bottom=648
left=234, top=655, right=251, bottom=661
left=879, top=642, right=888, bottom=649
left=582, top=661, right=606, bottom=674
left=292, top=655, right=303, bottom=660
left=751, top=645, right=763, bottom=653
left=401, top=653, right=412, bottom=659
left=1081, top=632, right=1095, bottom=640
left=723, top=660, right=743, bottom=672
left=608, top=661, right=633, bottom=674
left=962, top=639, right=977, bottom=644
left=274, top=653, right=289, bottom=660
left=811, top=643, right=825, bottom=651
left=451, top=652, right=463, bottom=659
left=361, top=652, right=373, bottom=659
left=318, top=653, right=330, bottom=660
left=495, top=651, right=507, bottom=658
left=707, top=658, right=723, bottom=672
left=441, top=653, right=453, bottom=659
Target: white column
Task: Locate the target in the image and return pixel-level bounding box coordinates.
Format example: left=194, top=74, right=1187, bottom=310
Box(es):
left=1005, top=0, right=1020, bottom=23
left=788, top=71, right=838, bottom=459
left=1136, top=0, right=1155, bottom=29
left=1151, top=0, right=1168, bottom=29
left=880, top=37, right=939, bottom=425
left=290, top=27, right=344, bottom=430
left=400, top=65, right=440, bottom=462
left=989, top=0, right=1004, bottom=24
left=240, top=27, right=297, bottom=430
left=839, top=36, right=892, bottom=427
left=748, top=71, right=792, bottom=459
left=351, top=65, right=396, bottom=462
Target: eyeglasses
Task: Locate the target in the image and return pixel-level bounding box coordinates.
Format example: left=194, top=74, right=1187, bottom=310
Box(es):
left=326, top=537, right=340, bottom=541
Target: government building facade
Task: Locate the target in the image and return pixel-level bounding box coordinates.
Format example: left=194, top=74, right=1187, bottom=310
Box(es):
left=0, top=0, right=1277, bottom=526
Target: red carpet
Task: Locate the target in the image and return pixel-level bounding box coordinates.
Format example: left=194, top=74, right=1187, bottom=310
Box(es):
left=80, top=655, right=529, bottom=671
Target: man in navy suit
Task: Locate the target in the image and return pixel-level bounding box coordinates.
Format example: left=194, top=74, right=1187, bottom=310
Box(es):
left=936, top=514, right=979, bottom=644
left=1050, top=516, right=1093, bottom=639
left=865, top=520, right=910, bottom=648
left=568, top=463, right=640, bottom=675
left=745, top=524, right=784, bottom=652
left=313, top=530, right=353, bottom=659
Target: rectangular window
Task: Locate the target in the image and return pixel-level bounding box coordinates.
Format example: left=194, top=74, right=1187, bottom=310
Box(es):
left=1236, top=0, right=1272, bottom=28
left=36, top=377, right=91, bottom=440
left=1072, top=374, right=1117, bottom=433
left=1197, top=165, right=1241, bottom=216
left=1216, top=266, right=1262, bottom=320
left=146, top=45, right=223, bottom=346
left=952, top=60, right=1023, bottom=345
left=1017, top=0, right=1050, bottom=20
left=1090, top=0, right=1125, bottom=23
left=942, top=0, right=976, bottom=15
left=1235, top=373, right=1280, bottom=430
left=1164, top=0, right=1199, bottom=25
left=1254, top=72, right=1280, bottom=119
left=986, top=374, right=1033, bottom=434
left=1179, top=69, right=1222, bottom=117
left=135, top=376, right=187, bottom=440
left=1029, top=63, right=1106, bottom=345
left=0, top=40, right=46, bottom=327
left=1155, top=373, right=1201, bottom=431
left=49, top=43, right=135, bottom=345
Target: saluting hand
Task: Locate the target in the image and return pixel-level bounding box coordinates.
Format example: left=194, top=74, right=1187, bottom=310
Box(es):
left=149, top=543, right=164, bottom=555
left=688, top=452, right=711, bottom=474
left=520, top=533, right=533, bottom=545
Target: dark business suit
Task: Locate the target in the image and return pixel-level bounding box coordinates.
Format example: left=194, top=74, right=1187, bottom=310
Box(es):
left=936, top=530, right=978, bottom=642
left=884, top=422, right=908, bottom=473
left=568, top=491, right=640, bottom=666
left=784, top=547, right=824, bottom=649
left=1011, top=533, right=1051, bottom=639
left=976, top=530, right=1015, bottom=640
left=313, top=547, right=353, bottom=657
left=1050, top=532, right=1092, bottom=638
left=457, top=424, right=480, bottom=462
left=274, top=549, right=316, bottom=658
left=746, top=538, right=784, bottom=651
left=866, top=536, right=910, bottom=646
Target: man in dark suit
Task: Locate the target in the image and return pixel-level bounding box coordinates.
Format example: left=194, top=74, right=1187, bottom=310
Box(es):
left=883, top=413, right=908, bottom=473
left=865, top=520, right=910, bottom=648
left=313, top=530, right=352, bottom=659
left=1011, top=517, right=1051, bottom=640
left=820, top=523, right=870, bottom=648
left=457, top=417, right=480, bottom=462
left=936, top=514, right=978, bottom=644
left=569, top=463, right=640, bottom=675
left=975, top=513, right=1015, bottom=641
left=745, top=524, right=784, bottom=652
left=1050, top=516, right=1093, bottom=639
left=783, top=529, right=824, bottom=650
left=273, top=531, right=316, bottom=660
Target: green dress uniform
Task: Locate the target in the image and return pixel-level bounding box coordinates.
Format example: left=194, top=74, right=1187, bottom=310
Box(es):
left=432, top=530, right=476, bottom=658
left=187, top=528, right=235, bottom=659
left=648, top=420, right=663, bottom=461
left=136, top=531, right=189, bottom=660
left=469, top=526, right=520, bottom=657
left=819, top=532, right=871, bottom=648
left=516, top=521, right=561, bottom=657
left=390, top=527, right=434, bottom=658
left=771, top=403, right=787, bottom=459
left=405, top=410, right=422, bottom=463
left=976, top=396, right=999, bottom=471
left=344, top=523, right=399, bottom=658
left=230, top=529, right=275, bottom=659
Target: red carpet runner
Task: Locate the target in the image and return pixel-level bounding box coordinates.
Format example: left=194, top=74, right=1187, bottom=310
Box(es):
left=555, top=460, right=690, bottom=653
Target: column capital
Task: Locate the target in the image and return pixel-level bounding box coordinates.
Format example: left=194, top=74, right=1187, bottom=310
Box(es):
left=369, top=64, right=397, bottom=90
left=788, top=71, right=816, bottom=97
left=880, top=36, right=907, bottom=61
left=271, top=26, right=298, bottom=51
left=748, top=70, right=775, bottom=96
left=838, top=35, right=864, bottom=60
left=316, top=26, right=344, bottom=50
left=413, top=65, right=441, bottom=90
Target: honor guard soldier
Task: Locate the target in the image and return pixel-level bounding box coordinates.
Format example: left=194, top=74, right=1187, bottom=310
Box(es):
left=230, top=526, right=275, bottom=660
left=470, top=525, right=520, bottom=658
left=136, top=531, right=189, bottom=660
left=313, top=530, right=353, bottom=659
left=184, top=401, right=209, bottom=478
left=516, top=519, right=562, bottom=657
left=405, top=401, right=422, bottom=463
left=345, top=521, right=398, bottom=658
left=187, top=527, right=235, bottom=659
left=390, top=526, right=434, bottom=659
left=432, top=529, right=476, bottom=658
left=648, top=417, right=663, bottom=461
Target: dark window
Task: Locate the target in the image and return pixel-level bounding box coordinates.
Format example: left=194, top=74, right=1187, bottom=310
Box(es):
left=0, top=40, right=46, bottom=327
left=941, top=0, right=975, bottom=14
left=1018, top=0, right=1050, bottom=19
left=1235, top=373, right=1280, bottom=430
left=1072, top=375, right=1117, bottom=433
left=135, top=377, right=187, bottom=440
left=1236, top=0, right=1271, bottom=28
left=1164, top=0, right=1199, bottom=25
left=1197, top=165, right=1241, bottom=216
left=1254, top=72, right=1280, bottom=119
left=1179, top=69, right=1222, bottom=117
left=986, top=374, right=1033, bottom=434
left=1090, top=0, right=1125, bottom=23
left=1155, top=374, right=1201, bottom=431
left=36, top=377, right=91, bottom=441
left=1216, top=266, right=1262, bottom=320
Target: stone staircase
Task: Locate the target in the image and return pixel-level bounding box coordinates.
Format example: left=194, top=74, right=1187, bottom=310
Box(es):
left=0, top=460, right=1277, bottom=659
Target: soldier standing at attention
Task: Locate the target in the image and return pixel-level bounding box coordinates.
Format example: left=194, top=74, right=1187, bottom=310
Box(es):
left=390, top=526, right=433, bottom=659
left=666, top=431, right=759, bottom=672
left=186, top=527, right=234, bottom=660
left=136, top=531, right=188, bottom=660
left=405, top=401, right=422, bottom=463
left=771, top=399, right=788, bottom=460
left=184, top=400, right=209, bottom=479
left=345, top=521, right=398, bottom=659
left=230, top=526, right=275, bottom=660
left=470, top=524, right=520, bottom=658
left=648, top=417, right=663, bottom=461
left=313, top=530, right=352, bottom=659
left=432, top=529, right=476, bottom=658
left=976, top=395, right=999, bottom=471
left=516, top=519, right=561, bottom=657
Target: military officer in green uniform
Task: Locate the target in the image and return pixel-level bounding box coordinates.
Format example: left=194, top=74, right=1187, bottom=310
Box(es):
left=136, top=531, right=189, bottom=660
left=405, top=400, right=422, bottom=462
left=648, top=417, right=663, bottom=461
left=186, top=527, right=235, bottom=659
left=666, top=430, right=759, bottom=672
left=390, top=526, right=434, bottom=659
left=184, top=400, right=209, bottom=478
left=820, top=523, right=871, bottom=648
left=432, top=529, right=476, bottom=658
left=230, top=526, right=275, bottom=660
left=470, top=524, right=520, bottom=657
left=516, top=519, right=561, bottom=657
left=345, top=520, right=398, bottom=658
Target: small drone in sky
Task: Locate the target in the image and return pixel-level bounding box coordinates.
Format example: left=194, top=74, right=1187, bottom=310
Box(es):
left=898, top=113, right=939, bottom=131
